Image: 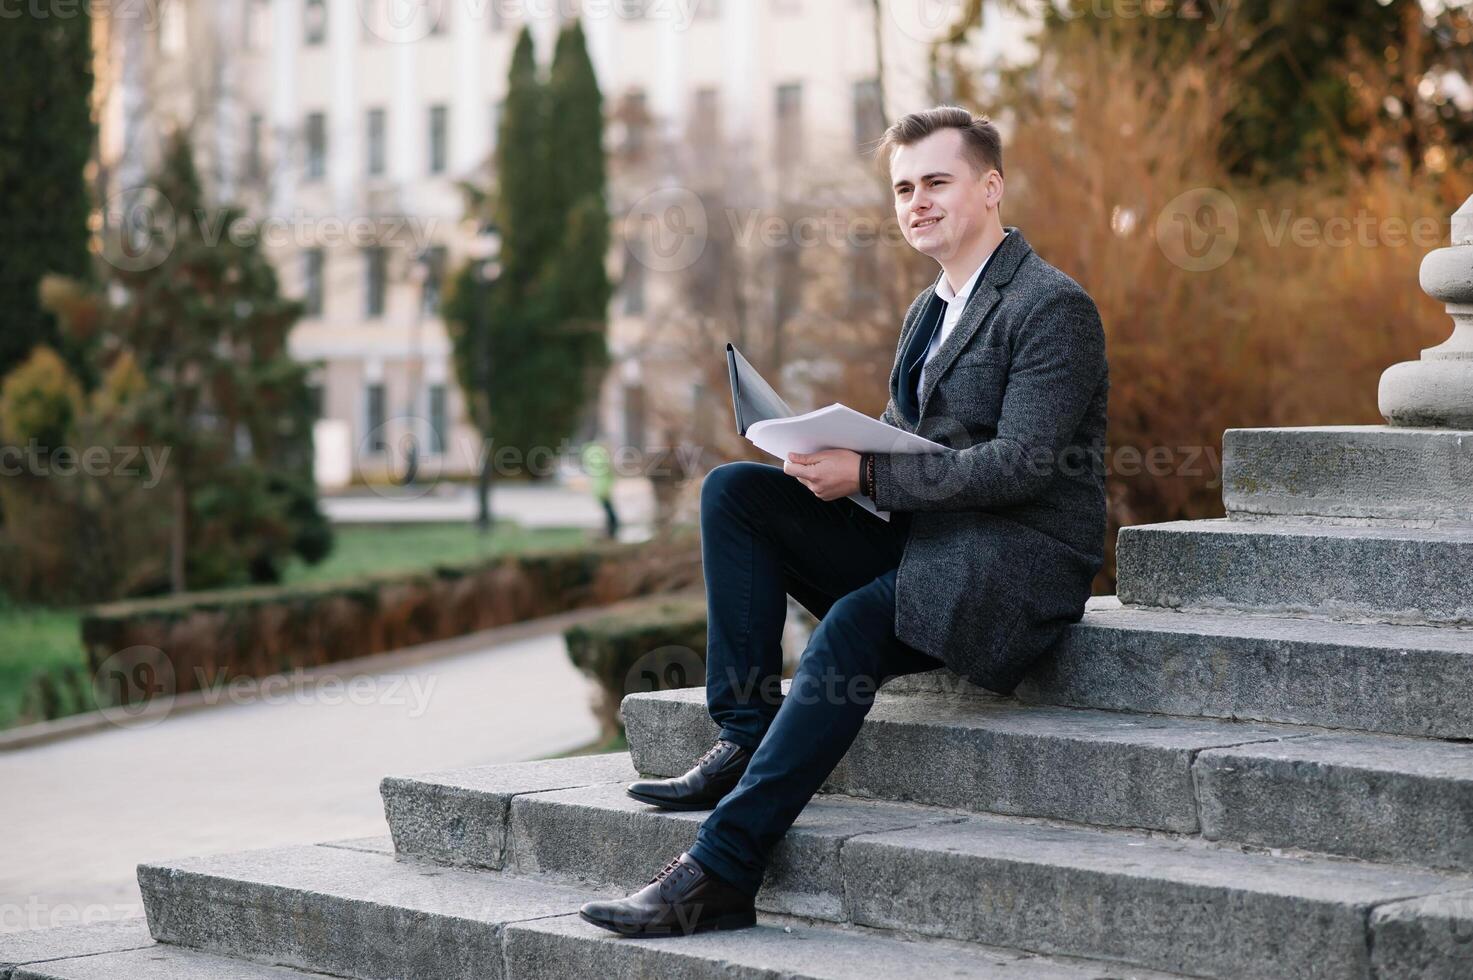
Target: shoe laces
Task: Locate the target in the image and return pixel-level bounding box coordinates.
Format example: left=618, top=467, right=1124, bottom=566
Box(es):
left=649, top=855, right=687, bottom=884
left=696, top=740, right=732, bottom=769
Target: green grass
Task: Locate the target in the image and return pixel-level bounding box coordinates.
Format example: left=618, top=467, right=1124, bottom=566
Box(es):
left=0, top=522, right=597, bottom=731
left=281, top=521, right=594, bottom=585
left=0, top=601, right=86, bottom=731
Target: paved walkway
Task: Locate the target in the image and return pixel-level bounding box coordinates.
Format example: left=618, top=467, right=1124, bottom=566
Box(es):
left=0, top=622, right=602, bottom=935
left=321, top=477, right=661, bottom=541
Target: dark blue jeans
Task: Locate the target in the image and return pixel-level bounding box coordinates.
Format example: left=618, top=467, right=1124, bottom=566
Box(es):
left=685, top=461, right=942, bottom=897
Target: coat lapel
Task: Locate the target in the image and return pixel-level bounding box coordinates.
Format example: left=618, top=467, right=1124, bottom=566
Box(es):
left=916, top=228, right=1031, bottom=420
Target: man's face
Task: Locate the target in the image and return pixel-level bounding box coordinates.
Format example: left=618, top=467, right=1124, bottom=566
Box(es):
left=890, top=128, right=999, bottom=261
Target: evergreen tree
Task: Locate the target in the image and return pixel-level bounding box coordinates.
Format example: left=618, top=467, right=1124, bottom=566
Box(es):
left=445, top=21, right=611, bottom=529
left=0, top=5, right=95, bottom=385
left=90, top=132, right=330, bottom=591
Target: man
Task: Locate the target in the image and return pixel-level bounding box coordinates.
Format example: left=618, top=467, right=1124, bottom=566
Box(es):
left=579, top=105, right=1109, bottom=936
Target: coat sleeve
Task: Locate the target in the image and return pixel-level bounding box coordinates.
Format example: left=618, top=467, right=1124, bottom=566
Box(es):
left=871, top=289, right=1106, bottom=513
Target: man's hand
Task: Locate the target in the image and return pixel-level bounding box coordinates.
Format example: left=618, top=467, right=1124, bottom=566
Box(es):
left=784, top=449, right=862, bottom=501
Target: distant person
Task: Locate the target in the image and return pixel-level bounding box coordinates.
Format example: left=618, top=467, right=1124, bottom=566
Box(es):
left=578, top=105, right=1110, bottom=936
left=581, top=439, right=619, bottom=540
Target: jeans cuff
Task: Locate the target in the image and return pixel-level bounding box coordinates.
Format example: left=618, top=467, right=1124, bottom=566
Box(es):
left=687, top=839, right=761, bottom=899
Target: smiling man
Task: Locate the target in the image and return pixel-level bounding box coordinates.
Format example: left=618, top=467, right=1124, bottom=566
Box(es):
left=579, top=105, right=1110, bottom=937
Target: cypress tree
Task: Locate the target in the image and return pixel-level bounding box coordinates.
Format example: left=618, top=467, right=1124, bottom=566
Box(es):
left=0, top=5, right=95, bottom=383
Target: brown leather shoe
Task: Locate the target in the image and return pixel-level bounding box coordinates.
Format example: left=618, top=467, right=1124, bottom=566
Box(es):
left=578, top=852, right=756, bottom=936
left=626, top=739, right=752, bottom=811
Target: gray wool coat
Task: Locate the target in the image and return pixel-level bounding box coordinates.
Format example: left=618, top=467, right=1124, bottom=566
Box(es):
left=873, top=227, right=1109, bottom=694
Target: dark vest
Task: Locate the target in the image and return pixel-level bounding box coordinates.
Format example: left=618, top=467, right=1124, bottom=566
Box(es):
left=895, top=291, right=945, bottom=426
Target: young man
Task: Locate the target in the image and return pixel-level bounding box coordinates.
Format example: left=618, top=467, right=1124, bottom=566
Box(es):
left=579, top=105, right=1110, bottom=936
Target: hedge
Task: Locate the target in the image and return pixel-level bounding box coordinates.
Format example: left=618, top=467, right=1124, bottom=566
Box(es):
left=80, top=529, right=701, bottom=710
left=564, top=592, right=708, bottom=740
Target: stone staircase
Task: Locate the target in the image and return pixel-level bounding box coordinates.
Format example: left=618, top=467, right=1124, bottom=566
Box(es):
left=10, top=204, right=1473, bottom=980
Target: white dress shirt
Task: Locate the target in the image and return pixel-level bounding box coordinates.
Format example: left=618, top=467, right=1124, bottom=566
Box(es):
left=918, top=231, right=1008, bottom=395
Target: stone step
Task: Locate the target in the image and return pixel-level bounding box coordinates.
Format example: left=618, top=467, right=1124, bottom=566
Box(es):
left=1010, top=596, right=1473, bottom=739
left=505, top=912, right=1193, bottom=980
left=134, top=839, right=1195, bottom=980
left=1195, top=732, right=1473, bottom=870
left=623, top=687, right=1473, bottom=870
left=496, top=767, right=1473, bottom=980
left=11, top=943, right=330, bottom=980
left=138, top=841, right=599, bottom=980
left=1221, top=424, right=1473, bottom=526
left=623, top=686, right=1316, bottom=835
left=1115, top=517, right=1473, bottom=626
left=1, top=920, right=155, bottom=979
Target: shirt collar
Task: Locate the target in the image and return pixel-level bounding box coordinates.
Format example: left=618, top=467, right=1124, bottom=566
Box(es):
left=934, top=230, right=1009, bottom=306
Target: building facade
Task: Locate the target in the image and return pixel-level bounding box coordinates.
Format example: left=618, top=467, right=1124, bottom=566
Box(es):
left=94, top=0, right=1025, bottom=488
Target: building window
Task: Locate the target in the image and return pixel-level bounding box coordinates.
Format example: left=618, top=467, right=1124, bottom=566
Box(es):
left=366, top=383, right=386, bottom=453
left=364, top=246, right=387, bottom=318
left=489, top=99, right=504, bottom=150
left=428, top=104, right=448, bottom=175
left=306, top=383, right=324, bottom=420
left=366, top=107, right=386, bottom=176
left=616, top=0, right=652, bottom=18
left=419, top=245, right=447, bottom=315
left=303, top=248, right=324, bottom=317
left=244, top=0, right=270, bottom=50
left=161, top=2, right=187, bottom=54
left=246, top=113, right=264, bottom=180
left=304, top=0, right=327, bottom=45
left=489, top=0, right=506, bottom=32
left=774, top=240, right=802, bottom=324
left=853, top=78, right=884, bottom=153
left=619, top=89, right=649, bottom=163
left=428, top=0, right=448, bottom=34
left=304, top=112, right=326, bottom=180
left=428, top=384, right=447, bottom=454
left=689, top=87, right=720, bottom=154
left=775, top=82, right=803, bottom=169
left=621, top=240, right=645, bottom=315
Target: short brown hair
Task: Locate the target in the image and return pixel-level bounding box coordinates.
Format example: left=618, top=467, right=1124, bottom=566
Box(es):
left=874, top=105, right=1003, bottom=179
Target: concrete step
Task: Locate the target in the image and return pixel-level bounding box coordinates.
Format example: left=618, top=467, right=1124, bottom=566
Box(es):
left=11, top=943, right=331, bottom=980
left=506, top=913, right=1193, bottom=979
left=495, top=767, right=1473, bottom=980
left=1221, top=424, right=1473, bottom=526
left=1116, top=517, right=1473, bottom=626
left=1195, top=731, right=1473, bottom=871
left=380, top=752, right=634, bottom=869
left=1, top=920, right=154, bottom=979
left=1009, top=596, right=1473, bottom=739
left=134, top=839, right=1196, bottom=980
left=138, top=840, right=602, bottom=980
left=624, top=686, right=1316, bottom=835
left=623, top=687, right=1473, bottom=869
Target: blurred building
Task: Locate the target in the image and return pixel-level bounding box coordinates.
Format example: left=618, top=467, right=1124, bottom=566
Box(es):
left=92, top=0, right=1026, bottom=487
